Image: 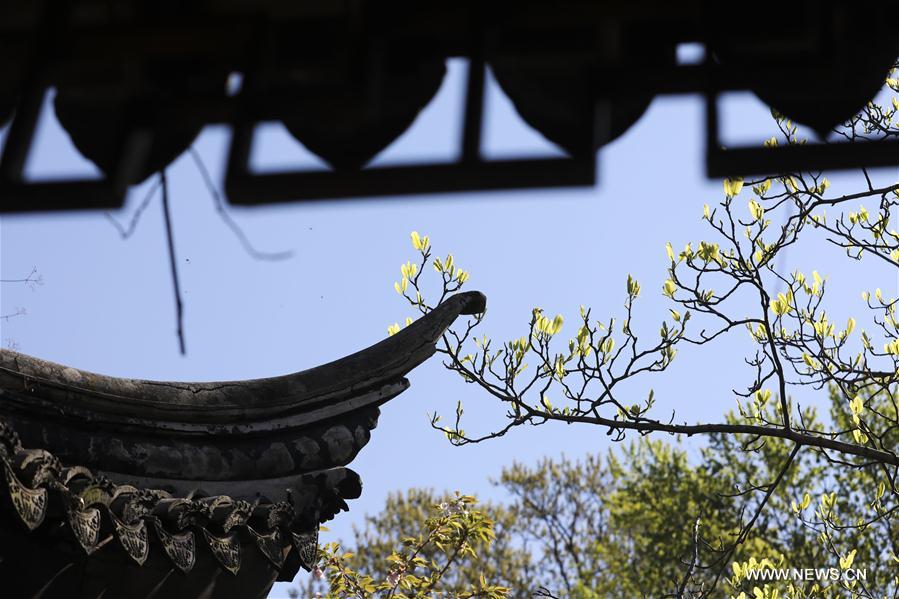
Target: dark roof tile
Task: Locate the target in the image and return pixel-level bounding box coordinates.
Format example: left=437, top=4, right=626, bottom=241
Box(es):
left=0, top=418, right=314, bottom=577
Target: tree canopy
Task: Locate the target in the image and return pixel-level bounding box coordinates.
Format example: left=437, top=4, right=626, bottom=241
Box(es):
left=299, top=391, right=895, bottom=597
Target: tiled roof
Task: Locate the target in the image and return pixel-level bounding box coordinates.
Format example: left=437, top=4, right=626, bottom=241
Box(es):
left=0, top=292, right=486, bottom=594
left=0, top=418, right=320, bottom=577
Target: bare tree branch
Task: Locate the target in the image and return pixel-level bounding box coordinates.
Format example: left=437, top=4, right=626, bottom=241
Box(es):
left=187, top=147, right=293, bottom=261
left=160, top=169, right=186, bottom=355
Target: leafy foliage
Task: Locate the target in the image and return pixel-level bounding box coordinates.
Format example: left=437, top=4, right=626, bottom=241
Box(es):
left=299, top=390, right=896, bottom=597
left=293, top=61, right=899, bottom=599
left=375, top=64, right=899, bottom=598
left=294, top=494, right=509, bottom=599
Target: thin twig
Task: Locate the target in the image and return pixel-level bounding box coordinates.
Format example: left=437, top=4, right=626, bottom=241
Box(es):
left=707, top=443, right=801, bottom=594
left=672, top=516, right=702, bottom=598
left=187, top=147, right=293, bottom=261
left=160, top=169, right=186, bottom=355
left=105, top=177, right=162, bottom=239
left=1, top=308, right=26, bottom=321
left=0, top=266, right=43, bottom=291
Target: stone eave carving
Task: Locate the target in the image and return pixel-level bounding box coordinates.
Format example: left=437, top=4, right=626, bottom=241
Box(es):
left=0, top=418, right=324, bottom=584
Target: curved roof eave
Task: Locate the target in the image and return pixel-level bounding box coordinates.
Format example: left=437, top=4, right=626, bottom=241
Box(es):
left=0, top=292, right=485, bottom=482
left=0, top=291, right=486, bottom=429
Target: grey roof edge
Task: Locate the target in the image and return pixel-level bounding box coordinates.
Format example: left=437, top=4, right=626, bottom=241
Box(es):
left=0, top=291, right=486, bottom=426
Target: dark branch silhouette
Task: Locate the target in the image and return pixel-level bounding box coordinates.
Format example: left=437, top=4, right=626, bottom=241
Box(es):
left=187, top=147, right=293, bottom=262
left=160, top=169, right=186, bottom=355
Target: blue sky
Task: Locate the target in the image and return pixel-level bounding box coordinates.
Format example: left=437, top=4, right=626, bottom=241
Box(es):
left=1, top=56, right=897, bottom=596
